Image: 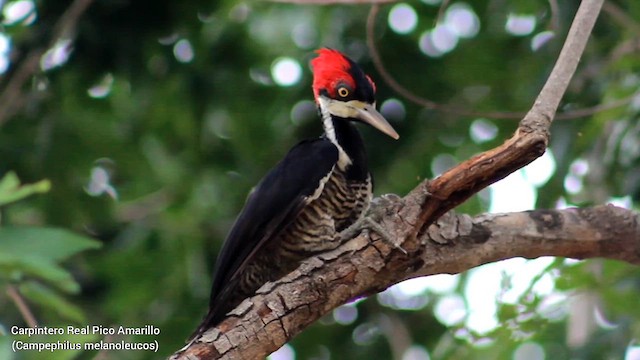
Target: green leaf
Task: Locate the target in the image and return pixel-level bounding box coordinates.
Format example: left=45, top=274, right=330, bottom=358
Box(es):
left=19, top=281, right=87, bottom=324
left=0, top=171, right=51, bottom=206
left=0, top=253, right=79, bottom=293
left=0, top=227, right=101, bottom=262
left=0, top=227, right=101, bottom=293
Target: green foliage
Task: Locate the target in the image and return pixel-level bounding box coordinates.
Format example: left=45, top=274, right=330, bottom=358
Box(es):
left=0, top=171, right=101, bottom=359
left=0, top=172, right=51, bottom=207
left=1, top=0, right=639, bottom=359
left=0, top=227, right=100, bottom=294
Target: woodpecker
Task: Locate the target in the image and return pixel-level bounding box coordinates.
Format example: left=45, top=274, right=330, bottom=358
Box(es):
left=190, top=48, right=398, bottom=340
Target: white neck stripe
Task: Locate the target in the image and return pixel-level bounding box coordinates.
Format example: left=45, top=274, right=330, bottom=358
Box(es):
left=318, top=97, right=352, bottom=169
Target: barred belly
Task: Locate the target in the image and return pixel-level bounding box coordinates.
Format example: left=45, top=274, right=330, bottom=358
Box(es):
left=234, top=168, right=371, bottom=301
left=278, top=168, right=371, bottom=257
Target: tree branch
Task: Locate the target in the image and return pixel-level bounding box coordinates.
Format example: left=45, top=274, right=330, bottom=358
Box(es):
left=367, top=1, right=629, bottom=121
left=411, top=0, right=604, bottom=237
left=172, top=204, right=639, bottom=359
left=171, top=0, right=609, bottom=358
left=6, top=285, right=38, bottom=328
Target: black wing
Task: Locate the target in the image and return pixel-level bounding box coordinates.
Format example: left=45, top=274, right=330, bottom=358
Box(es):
left=191, top=138, right=338, bottom=339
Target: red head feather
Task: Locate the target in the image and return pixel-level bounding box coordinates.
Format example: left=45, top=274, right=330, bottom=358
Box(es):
left=311, top=49, right=356, bottom=100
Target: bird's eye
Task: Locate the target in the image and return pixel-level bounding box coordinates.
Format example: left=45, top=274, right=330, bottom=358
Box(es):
left=337, top=87, right=349, bottom=98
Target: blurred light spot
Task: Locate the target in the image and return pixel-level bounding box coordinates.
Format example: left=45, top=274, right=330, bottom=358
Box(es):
left=444, top=3, right=480, bottom=38
left=206, top=109, right=231, bottom=139
left=564, top=174, right=582, bottom=194
left=250, top=67, right=272, bottom=86
left=594, top=305, right=618, bottom=330
left=431, top=25, right=458, bottom=53
left=570, top=158, right=589, bottom=176
left=513, top=342, right=545, bottom=360
left=86, top=166, right=118, bottom=200
left=500, top=257, right=555, bottom=304
left=506, top=14, right=536, bottom=36
left=435, top=294, right=466, bottom=326
left=352, top=322, right=380, bottom=345
left=87, top=73, right=114, bottom=99
left=228, top=3, right=250, bottom=23
left=292, top=23, right=317, bottom=49
left=555, top=196, right=576, bottom=209
left=396, top=274, right=459, bottom=296
left=626, top=344, right=640, bottom=360
left=268, top=343, right=295, bottom=360
left=271, top=57, right=301, bottom=87
left=438, top=133, right=465, bottom=147
left=388, top=3, right=418, bottom=34
left=489, top=169, right=535, bottom=212
left=0, top=33, right=11, bottom=74
left=333, top=304, right=358, bottom=325
left=464, top=257, right=564, bottom=334
left=563, top=158, right=587, bottom=194
left=173, top=39, right=194, bottom=63
left=41, top=39, right=72, bottom=71
left=465, top=266, right=499, bottom=333
left=402, top=345, right=431, bottom=360
left=35, top=78, right=48, bottom=91
left=431, top=153, right=457, bottom=176
left=419, top=31, right=442, bottom=57
left=608, top=195, right=632, bottom=209
left=420, top=25, right=458, bottom=57
left=290, top=100, right=316, bottom=125
left=380, top=98, right=406, bottom=122
left=469, top=118, right=498, bottom=143
left=3, top=0, right=36, bottom=25
left=523, top=150, right=555, bottom=187
left=158, top=33, right=179, bottom=45
left=536, top=292, right=567, bottom=321
left=531, top=31, right=555, bottom=51
left=632, top=93, right=640, bottom=111
left=378, top=286, right=429, bottom=310
left=0, top=34, right=10, bottom=53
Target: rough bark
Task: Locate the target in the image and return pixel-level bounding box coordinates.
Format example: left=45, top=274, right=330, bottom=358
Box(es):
left=170, top=0, right=613, bottom=358
left=172, top=204, right=639, bottom=359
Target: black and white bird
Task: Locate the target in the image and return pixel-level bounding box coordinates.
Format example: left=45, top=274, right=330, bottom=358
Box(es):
left=191, top=48, right=399, bottom=340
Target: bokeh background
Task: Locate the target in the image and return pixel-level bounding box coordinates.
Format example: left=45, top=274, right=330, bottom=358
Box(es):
left=1, top=0, right=640, bottom=359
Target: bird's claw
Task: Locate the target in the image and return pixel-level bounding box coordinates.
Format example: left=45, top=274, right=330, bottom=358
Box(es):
left=339, top=216, right=407, bottom=254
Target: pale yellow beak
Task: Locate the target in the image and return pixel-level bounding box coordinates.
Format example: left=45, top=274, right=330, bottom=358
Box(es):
left=354, top=103, right=400, bottom=140
left=322, top=98, right=400, bottom=140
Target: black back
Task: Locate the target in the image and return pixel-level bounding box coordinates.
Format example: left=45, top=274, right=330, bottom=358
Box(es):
left=191, top=138, right=338, bottom=337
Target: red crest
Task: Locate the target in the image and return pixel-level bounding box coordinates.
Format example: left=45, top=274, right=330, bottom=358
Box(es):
left=311, top=49, right=356, bottom=100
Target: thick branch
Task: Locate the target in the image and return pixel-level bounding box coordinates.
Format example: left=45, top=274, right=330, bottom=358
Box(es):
left=172, top=1, right=608, bottom=358
left=412, top=0, right=604, bottom=237
left=172, top=204, right=640, bottom=359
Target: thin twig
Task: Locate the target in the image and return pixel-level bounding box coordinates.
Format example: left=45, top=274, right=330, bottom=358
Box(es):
left=435, top=0, right=451, bottom=26
left=556, top=93, right=637, bottom=120
left=413, top=0, right=605, bottom=236
left=6, top=285, right=38, bottom=328
left=602, top=1, right=640, bottom=33
left=548, top=0, right=561, bottom=31
left=366, top=3, right=630, bottom=121
left=0, top=0, right=94, bottom=127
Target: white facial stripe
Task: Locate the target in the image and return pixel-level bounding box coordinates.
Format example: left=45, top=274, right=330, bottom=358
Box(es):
left=317, top=96, right=353, bottom=169
left=318, top=96, right=337, bottom=142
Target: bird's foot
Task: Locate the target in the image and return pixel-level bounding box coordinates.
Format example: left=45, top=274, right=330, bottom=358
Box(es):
left=338, top=216, right=407, bottom=254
